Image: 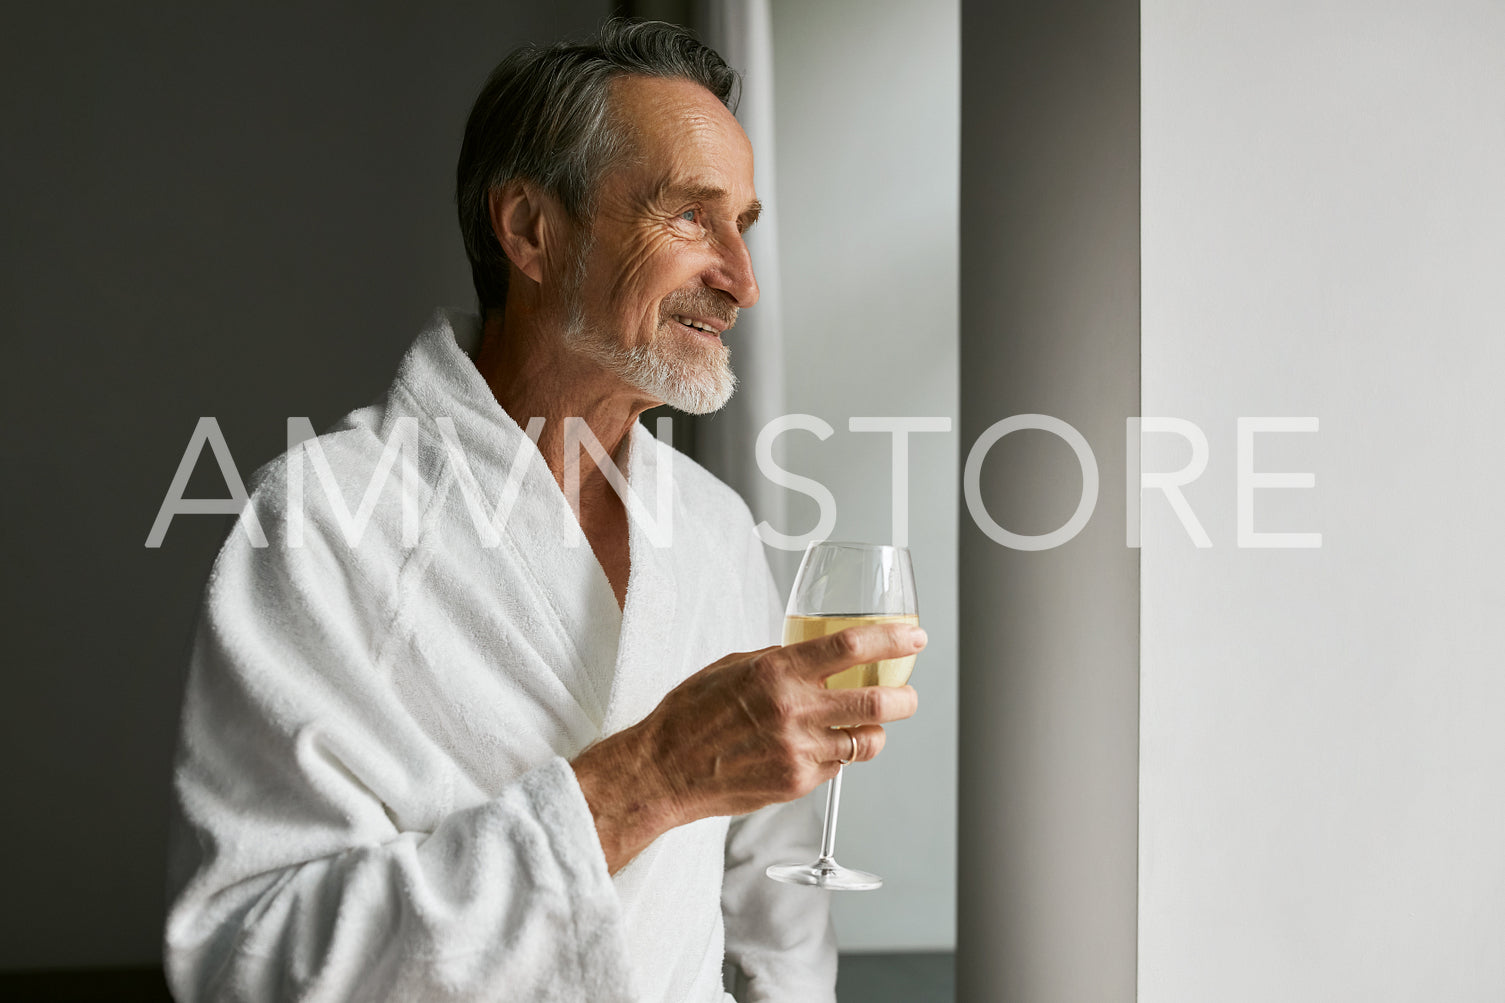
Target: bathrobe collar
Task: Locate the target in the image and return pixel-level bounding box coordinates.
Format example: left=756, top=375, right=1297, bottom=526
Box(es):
left=390, top=309, right=679, bottom=736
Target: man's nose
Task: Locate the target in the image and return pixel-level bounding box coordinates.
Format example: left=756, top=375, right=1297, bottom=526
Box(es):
left=707, top=233, right=759, bottom=309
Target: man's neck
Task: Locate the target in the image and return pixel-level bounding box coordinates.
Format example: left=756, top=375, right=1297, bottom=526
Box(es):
left=473, top=305, right=643, bottom=609
left=472, top=307, right=653, bottom=503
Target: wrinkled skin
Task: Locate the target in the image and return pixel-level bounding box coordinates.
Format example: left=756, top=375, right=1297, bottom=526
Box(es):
left=575, top=619, right=923, bottom=873
left=570, top=75, right=760, bottom=365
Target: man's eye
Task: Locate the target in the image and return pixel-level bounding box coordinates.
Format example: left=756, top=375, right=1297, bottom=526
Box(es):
left=679, top=209, right=698, bottom=222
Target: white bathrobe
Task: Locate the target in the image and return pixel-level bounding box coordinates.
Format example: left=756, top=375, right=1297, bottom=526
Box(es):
left=164, top=310, right=836, bottom=1002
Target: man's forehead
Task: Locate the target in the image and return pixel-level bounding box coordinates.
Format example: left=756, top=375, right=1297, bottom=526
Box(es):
left=606, top=77, right=758, bottom=213
left=610, top=78, right=752, bottom=160
left=610, top=73, right=729, bottom=120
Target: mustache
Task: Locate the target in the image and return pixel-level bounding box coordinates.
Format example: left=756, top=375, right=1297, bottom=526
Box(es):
left=662, top=290, right=739, bottom=331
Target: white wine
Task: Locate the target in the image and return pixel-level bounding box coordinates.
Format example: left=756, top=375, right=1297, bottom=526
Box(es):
left=783, top=614, right=920, bottom=689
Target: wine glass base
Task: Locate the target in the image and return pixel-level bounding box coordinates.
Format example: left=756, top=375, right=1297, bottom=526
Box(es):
left=765, top=860, right=883, bottom=891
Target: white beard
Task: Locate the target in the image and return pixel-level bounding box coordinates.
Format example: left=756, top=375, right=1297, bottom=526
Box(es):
left=558, top=233, right=736, bottom=415
left=570, top=321, right=736, bottom=415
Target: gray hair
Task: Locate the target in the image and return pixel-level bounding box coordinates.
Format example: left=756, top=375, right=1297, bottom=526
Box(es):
left=456, top=18, right=740, bottom=317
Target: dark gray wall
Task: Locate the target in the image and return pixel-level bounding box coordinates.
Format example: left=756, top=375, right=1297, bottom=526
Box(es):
left=957, top=0, right=1139, bottom=1000
left=0, top=3, right=608, bottom=970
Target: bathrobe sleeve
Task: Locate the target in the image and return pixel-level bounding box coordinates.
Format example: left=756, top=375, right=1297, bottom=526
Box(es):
left=720, top=530, right=839, bottom=1002
left=722, top=799, right=839, bottom=1001
left=163, top=471, right=635, bottom=1003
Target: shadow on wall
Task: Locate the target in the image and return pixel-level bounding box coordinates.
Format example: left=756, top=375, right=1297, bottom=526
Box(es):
left=0, top=0, right=612, bottom=973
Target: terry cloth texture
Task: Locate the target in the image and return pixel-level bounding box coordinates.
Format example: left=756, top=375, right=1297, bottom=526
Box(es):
left=165, top=310, right=836, bottom=1002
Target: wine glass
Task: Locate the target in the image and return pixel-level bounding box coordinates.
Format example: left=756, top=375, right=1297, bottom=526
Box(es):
left=765, top=541, right=919, bottom=891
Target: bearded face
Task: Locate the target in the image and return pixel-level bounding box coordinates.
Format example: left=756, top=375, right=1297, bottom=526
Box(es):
left=553, top=76, right=761, bottom=415
left=562, top=240, right=738, bottom=414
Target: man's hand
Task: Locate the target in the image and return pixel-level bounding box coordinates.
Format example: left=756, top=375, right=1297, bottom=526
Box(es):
left=572, top=621, right=925, bottom=874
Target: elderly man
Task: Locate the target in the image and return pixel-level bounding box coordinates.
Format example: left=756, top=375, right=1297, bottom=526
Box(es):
left=164, top=19, right=922, bottom=1003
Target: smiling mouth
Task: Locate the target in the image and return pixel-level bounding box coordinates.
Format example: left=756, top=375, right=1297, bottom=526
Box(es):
left=671, top=314, right=725, bottom=338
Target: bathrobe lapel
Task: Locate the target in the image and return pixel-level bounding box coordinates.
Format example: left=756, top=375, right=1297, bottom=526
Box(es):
left=601, top=423, right=678, bottom=736
left=398, top=313, right=619, bottom=733
left=406, top=311, right=679, bottom=739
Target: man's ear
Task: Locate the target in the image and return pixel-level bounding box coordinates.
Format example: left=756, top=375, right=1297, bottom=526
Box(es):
left=488, top=180, right=561, bottom=286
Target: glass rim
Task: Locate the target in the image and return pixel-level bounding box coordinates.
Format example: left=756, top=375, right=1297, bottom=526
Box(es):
left=803, top=540, right=912, bottom=554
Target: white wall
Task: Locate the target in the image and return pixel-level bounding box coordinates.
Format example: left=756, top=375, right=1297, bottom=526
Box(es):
left=770, top=0, right=959, bottom=951
left=1141, top=2, right=1505, bottom=999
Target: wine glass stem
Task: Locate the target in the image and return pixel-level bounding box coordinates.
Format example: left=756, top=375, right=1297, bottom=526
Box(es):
left=818, top=764, right=845, bottom=864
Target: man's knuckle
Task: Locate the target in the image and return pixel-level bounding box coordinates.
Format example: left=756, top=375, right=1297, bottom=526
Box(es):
left=767, top=690, right=800, bottom=725
left=767, top=727, right=798, bottom=761
left=772, top=753, right=803, bottom=793
left=830, top=630, right=859, bottom=659
left=795, top=759, right=827, bottom=794
left=750, top=650, right=785, bottom=681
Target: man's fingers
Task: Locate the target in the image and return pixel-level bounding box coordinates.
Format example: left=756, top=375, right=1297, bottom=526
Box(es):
left=814, top=684, right=918, bottom=727
left=780, top=623, right=927, bottom=681
left=825, top=725, right=886, bottom=764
